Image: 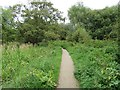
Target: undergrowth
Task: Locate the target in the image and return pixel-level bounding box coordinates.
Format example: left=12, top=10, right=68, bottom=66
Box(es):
left=66, top=40, right=120, bottom=89
left=2, top=43, right=61, bottom=88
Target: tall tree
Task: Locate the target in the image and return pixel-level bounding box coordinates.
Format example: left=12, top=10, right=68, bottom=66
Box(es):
left=68, top=2, right=118, bottom=40
left=12, top=1, right=65, bottom=44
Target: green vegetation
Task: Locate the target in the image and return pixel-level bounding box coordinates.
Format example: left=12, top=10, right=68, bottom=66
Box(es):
left=2, top=1, right=118, bottom=44
left=1, top=0, right=120, bottom=89
left=56, top=40, right=120, bottom=89
left=68, top=3, right=118, bottom=40
left=2, top=43, right=61, bottom=88
left=2, top=1, right=65, bottom=44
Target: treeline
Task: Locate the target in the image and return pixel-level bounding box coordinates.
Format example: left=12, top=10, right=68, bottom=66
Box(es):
left=1, top=0, right=119, bottom=44
left=68, top=2, right=118, bottom=40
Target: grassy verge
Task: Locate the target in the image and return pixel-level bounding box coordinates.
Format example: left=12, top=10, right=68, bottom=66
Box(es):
left=2, top=43, right=62, bottom=88
left=66, top=40, right=120, bottom=88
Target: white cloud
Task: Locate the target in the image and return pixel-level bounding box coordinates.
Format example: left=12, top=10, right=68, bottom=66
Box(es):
left=83, top=0, right=119, bottom=9
left=0, top=0, right=28, bottom=7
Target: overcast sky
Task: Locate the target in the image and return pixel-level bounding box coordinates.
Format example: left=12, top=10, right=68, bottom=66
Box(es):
left=0, top=0, right=119, bottom=22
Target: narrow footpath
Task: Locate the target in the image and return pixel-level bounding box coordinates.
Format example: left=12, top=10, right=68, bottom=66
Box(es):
left=57, top=48, right=79, bottom=88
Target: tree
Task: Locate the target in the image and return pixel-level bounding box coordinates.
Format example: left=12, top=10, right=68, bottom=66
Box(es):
left=2, top=7, right=17, bottom=43
left=68, top=2, right=118, bottom=40
left=12, top=1, right=65, bottom=44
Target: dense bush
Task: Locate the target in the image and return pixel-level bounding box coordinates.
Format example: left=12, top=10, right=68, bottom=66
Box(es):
left=71, top=27, right=91, bottom=43
left=66, top=40, right=120, bottom=88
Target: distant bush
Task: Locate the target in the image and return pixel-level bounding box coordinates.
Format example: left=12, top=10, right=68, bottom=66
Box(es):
left=49, top=40, right=74, bottom=49
left=67, top=27, right=91, bottom=44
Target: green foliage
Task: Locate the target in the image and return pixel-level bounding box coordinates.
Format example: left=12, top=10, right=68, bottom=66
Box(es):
left=65, top=40, right=120, bottom=88
left=2, top=1, right=65, bottom=44
left=45, top=31, right=60, bottom=40
left=16, top=1, right=65, bottom=44
left=49, top=40, right=74, bottom=49
left=2, top=7, right=17, bottom=43
left=2, top=43, right=61, bottom=88
left=72, top=27, right=91, bottom=43
left=68, top=3, right=118, bottom=40
left=2, top=0, right=120, bottom=89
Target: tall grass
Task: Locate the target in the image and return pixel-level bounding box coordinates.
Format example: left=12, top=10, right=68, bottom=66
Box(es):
left=2, top=43, right=62, bottom=88
left=2, top=40, right=120, bottom=89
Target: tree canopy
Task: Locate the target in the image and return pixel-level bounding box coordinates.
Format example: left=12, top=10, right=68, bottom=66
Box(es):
left=68, top=3, right=118, bottom=40
left=2, top=0, right=65, bottom=44
left=2, top=1, right=119, bottom=44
